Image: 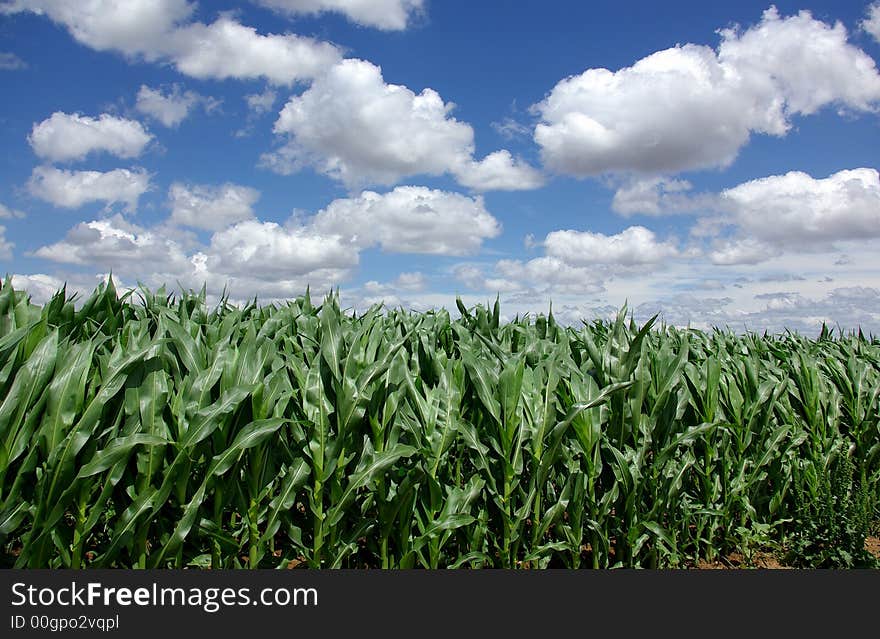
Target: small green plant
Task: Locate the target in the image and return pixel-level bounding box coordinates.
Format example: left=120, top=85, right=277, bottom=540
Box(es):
left=787, top=448, right=876, bottom=568
left=734, top=520, right=787, bottom=566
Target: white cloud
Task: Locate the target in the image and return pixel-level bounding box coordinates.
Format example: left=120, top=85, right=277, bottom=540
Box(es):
left=7, top=273, right=129, bottom=306
left=310, top=186, right=501, bottom=255
left=452, top=263, right=520, bottom=293
left=491, top=117, right=531, bottom=141
left=495, top=257, right=605, bottom=295
left=2, top=1, right=342, bottom=85
left=268, top=59, right=470, bottom=185
left=544, top=226, right=679, bottom=266
left=718, top=8, right=880, bottom=115
left=720, top=168, right=880, bottom=246
left=32, top=215, right=191, bottom=271
left=245, top=88, right=277, bottom=115
left=31, top=215, right=356, bottom=301
left=0, top=225, right=13, bottom=260
left=450, top=264, right=482, bottom=288
left=0, top=51, right=26, bottom=69
left=709, top=238, right=781, bottom=265
left=253, top=0, right=424, bottom=31
left=9, top=273, right=68, bottom=303
left=393, top=271, right=426, bottom=291
left=450, top=225, right=686, bottom=300
left=636, top=286, right=880, bottom=335
left=0, top=202, right=26, bottom=218
left=363, top=271, right=427, bottom=295
left=135, top=84, right=201, bottom=127
left=453, top=225, right=683, bottom=299
left=28, top=166, right=150, bottom=211
left=28, top=183, right=502, bottom=300
left=533, top=7, right=880, bottom=177
left=190, top=222, right=356, bottom=299
left=204, top=220, right=356, bottom=280
left=236, top=88, right=278, bottom=137
left=266, top=59, right=542, bottom=190
left=611, top=177, right=704, bottom=216
left=0, top=0, right=194, bottom=56
left=169, top=17, right=341, bottom=85
left=610, top=169, right=880, bottom=266
left=23, top=230, right=880, bottom=334
left=168, top=182, right=259, bottom=231
left=688, top=215, right=729, bottom=239
left=452, top=257, right=610, bottom=297
left=454, top=151, right=545, bottom=192
left=345, top=279, right=446, bottom=315
left=28, top=112, right=152, bottom=162
left=864, top=2, right=880, bottom=43
left=470, top=239, right=880, bottom=333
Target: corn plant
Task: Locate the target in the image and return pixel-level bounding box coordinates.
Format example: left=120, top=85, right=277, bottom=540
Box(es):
left=0, top=277, right=877, bottom=569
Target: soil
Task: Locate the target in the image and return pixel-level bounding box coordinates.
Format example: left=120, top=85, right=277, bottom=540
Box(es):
left=695, top=550, right=789, bottom=570
left=694, top=536, right=880, bottom=569
left=866, top=536, right=880, bottom=562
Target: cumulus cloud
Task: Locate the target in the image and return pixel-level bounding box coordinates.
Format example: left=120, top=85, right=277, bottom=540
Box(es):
left=31, top=214, right=356, bottom=300
left=0, top=51, right=26, bottom=69
left=310, top=186, right=501, bottom=255
left=191, top=221, right=358, bottom=298
left=401, top=243, right=880, bottom=332
left=9, top=273, right=129, bottom=306
left=236, top=88, right=279, bottom=137
left=451, top=224, right=687, bottom=299
left=2, top=1, right=342, bottom=85
left=245, top=88, right=277, bottom=115
left=652, top=287, right=880, bottom=334
left=28, top=166, right=150, bottom=211
left=630, top=295, right=736, bottom=329
left=169, top=17, right=341, bottom=85
left=0, top=0, right=194, bottom=55
left=168, top=182, right=260, bottom=231
left=719, top=168, right=880, bottom=246
left=0, top=202, right=26, bottom=218
left=603, top=168, right=880, bottom=266
left=495, top=257, right=606, bottom=295
left=391, top=271, right=426, bottom=291
left=0, top=226, right=13, bottom=260
left=9, top=273, right=69, bottom=303
left=533, top=7, right=880, bottom=177
left=135, top=84, right=208, bottom=127
left=352, top=273, right=432, bottom=313
left=363, top=272, right=427, bottom=297
left=28, top=112, right=152, bottom=162
left=611, top=177, right=707, bottom=216
left=452, top=263, right=521, bottom=293
left=709, top=238, right=781, bottom=266
left=253, top=0, right=424, bottom=31
left=32, top=215, right=191, bottom=271
left=454, top=225, right=682, bottom=298
left=266, top=59, right=542, bottom=190
left=454, top=151, right=545, bottom=192
left=204, top=220, right=356, bottom=280
left=865, top=2, right=880, bottom=43
left=28, top=183, right=503, bottom=300
left=544, top=226, right=679, bottom=266
left=267, top=59, right=470, bottom=185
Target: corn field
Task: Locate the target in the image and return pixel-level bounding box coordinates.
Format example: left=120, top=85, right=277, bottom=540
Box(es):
left=0, top=278, right=877, bottom=568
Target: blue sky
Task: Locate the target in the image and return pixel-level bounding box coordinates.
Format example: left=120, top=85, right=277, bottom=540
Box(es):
left=1, top=0, right=879, bottom=333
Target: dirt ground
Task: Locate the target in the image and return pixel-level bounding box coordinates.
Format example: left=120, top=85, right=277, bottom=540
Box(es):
left=866, top=536, right=880, bottom=562
left=694, top=536, right=880, bottom=569
left=695, top=551, right=788, bottom=569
